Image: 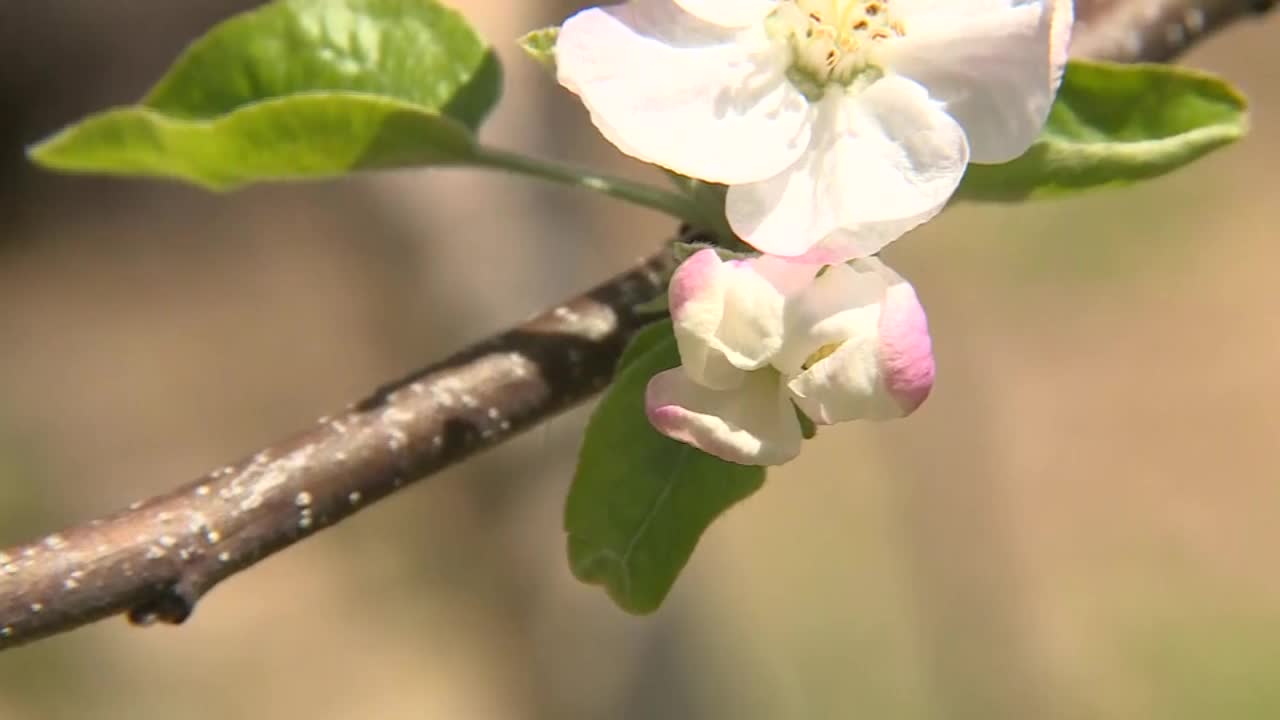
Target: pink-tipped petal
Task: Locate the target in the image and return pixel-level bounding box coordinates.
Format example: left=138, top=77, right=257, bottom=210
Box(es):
left=668, top=249, right=793, bottom=388
left=876, top=282, right=935, bottom=414
left=646, top=367, right=803, bottom=466
left=667, top=249, right=741, bottom=389
left=778, top=259, right=933, bottom=422
left=668, top=247, right=724, bottom=318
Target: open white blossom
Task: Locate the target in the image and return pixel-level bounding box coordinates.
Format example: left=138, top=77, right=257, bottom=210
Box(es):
left=558, top=0, right=1073, bottom=263
left=645, top=248, right=935, bottom=466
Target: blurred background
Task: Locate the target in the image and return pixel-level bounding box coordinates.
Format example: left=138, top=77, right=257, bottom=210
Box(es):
left=0, top=1, right=1277, bottom=718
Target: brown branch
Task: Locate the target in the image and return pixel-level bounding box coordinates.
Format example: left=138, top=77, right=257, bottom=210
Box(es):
left=0, top=0, right=1273, bottom=651
left=1072, top=0, right=1274, bottom=61
left=0, top=243, right=676, bottom=649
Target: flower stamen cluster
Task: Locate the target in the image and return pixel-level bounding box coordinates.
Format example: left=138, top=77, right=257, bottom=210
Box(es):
left=771, top=0, right=905, bottom=95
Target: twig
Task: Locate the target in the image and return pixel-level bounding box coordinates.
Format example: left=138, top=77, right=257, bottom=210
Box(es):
left=1073, top=0, right=1274, bottom=61
left=0, top=242, right=676, bottom=649
left=0, top=0, right=1273, bottom=651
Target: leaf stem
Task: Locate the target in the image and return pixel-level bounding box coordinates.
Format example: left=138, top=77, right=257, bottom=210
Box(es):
left=469, top=145, right=717, bottom=230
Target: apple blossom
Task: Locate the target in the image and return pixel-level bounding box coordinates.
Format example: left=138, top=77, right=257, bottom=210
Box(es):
left=645, top=248, right=934, bottom=466
left=557, top=0, right=1073, bottom=263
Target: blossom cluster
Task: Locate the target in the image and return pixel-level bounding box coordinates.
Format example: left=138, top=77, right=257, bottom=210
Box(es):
left=557, top=0, right=1073, bottom=465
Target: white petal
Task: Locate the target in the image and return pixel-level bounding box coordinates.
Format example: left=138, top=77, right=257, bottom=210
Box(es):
left=646, top=367, right=803, bottom=466
left=773, top=261, right=891, bottom=376
left=725, top=76, right=968, bottom=263
left=557, top=0, right=811, bottom=185
left=669, top=249, right=809, bottom=388
left=879, top=0, right=1073, bottom=164
left=787, top=333, right=905, bottom=423
left=674, top=0, right=777, bottom=27
left=778, top=260, right=935, bottom=422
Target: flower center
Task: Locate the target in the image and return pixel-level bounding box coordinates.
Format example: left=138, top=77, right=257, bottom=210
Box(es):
left=769, top=0, right=905, bottom=97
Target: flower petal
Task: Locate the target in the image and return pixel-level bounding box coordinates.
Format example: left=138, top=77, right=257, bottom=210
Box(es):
left=779, top=260, right=935, bottom=422
left=674, top=0, right=777, bottom=27
left=773, top=262, right=888, bottom=376
left=725, top=76, right=968, bottom=263
left=557, top=0, right=811, bottom=185
left=879, top=0, right=1073, bottom=164
left=646, top=367, right=803, bottom=466
left=669, top=249, right=811, bottom=387
left=876, top=279, right=935, bottom=414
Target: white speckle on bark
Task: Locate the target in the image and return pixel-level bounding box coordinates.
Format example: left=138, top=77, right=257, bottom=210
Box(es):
left=239, top=446, right=317, bottom=513
left=382, top=406, right=416, bottom=425
left=348, top=491, right=362, bottom=505
left=43, top=534, right=66, bottom=550
left=205, top=530, right=222, bottom=544
left=553, top=306, right=581, bottom=323
left=1123, top=32, right=1143, bottom=57
left=0, top=627, right=11, bottom=638
left=218, top=551, right=232, bottom=563
left=294, top=492, right=313, bottom=508
left=387, top=428, right=408, bottom=452
left=556, top=302, right=617, bottom=341
left=195, top=485, right=211, bottom=497
left=29, top=603, right=43, bottom=613
left=1183, top=7, right=1206, bottom=34
left=158, top=535, right=177, bottom=548
left=63, top=578, right=79, bottom=590
left=145, top=545, right=167, bottom=560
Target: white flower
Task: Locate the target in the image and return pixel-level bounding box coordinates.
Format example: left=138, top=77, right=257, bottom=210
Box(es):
left=645, top=248, right=935, bottom=465
left=557, top=0, right=1073, bottom=263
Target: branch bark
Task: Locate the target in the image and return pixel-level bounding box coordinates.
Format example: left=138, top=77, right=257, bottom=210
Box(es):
left=0, top=0, right=1273, bottom=651
left=1073, top=0, right=1274, bottom=61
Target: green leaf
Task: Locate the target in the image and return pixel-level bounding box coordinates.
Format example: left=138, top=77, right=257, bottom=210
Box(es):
left=957, top=61, right=1247, bottom=202
left=518, top=26, right=559, bottom=72
left=616, top=319, right=675, bottom=372
left=30, top=0, right=501, bottom=189
left=567, top=324, right=766, bottom=614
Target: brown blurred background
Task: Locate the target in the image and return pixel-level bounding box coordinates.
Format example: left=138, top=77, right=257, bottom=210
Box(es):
left=0, top=2, right=1277, bottom=718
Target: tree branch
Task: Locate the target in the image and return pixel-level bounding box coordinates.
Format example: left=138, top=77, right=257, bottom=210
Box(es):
left=1073, top=0, right=1274, bottom=61
left=0, top=240, right=677, bottom=649
left=0, top=0, right=1273, bottom=651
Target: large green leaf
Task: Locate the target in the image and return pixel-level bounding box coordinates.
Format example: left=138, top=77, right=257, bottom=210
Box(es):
left=31, top=0, right=501, bottom=189
left=567, top=321, right=766, bottom=614
left=958, top=61, right=1247, bottom=202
